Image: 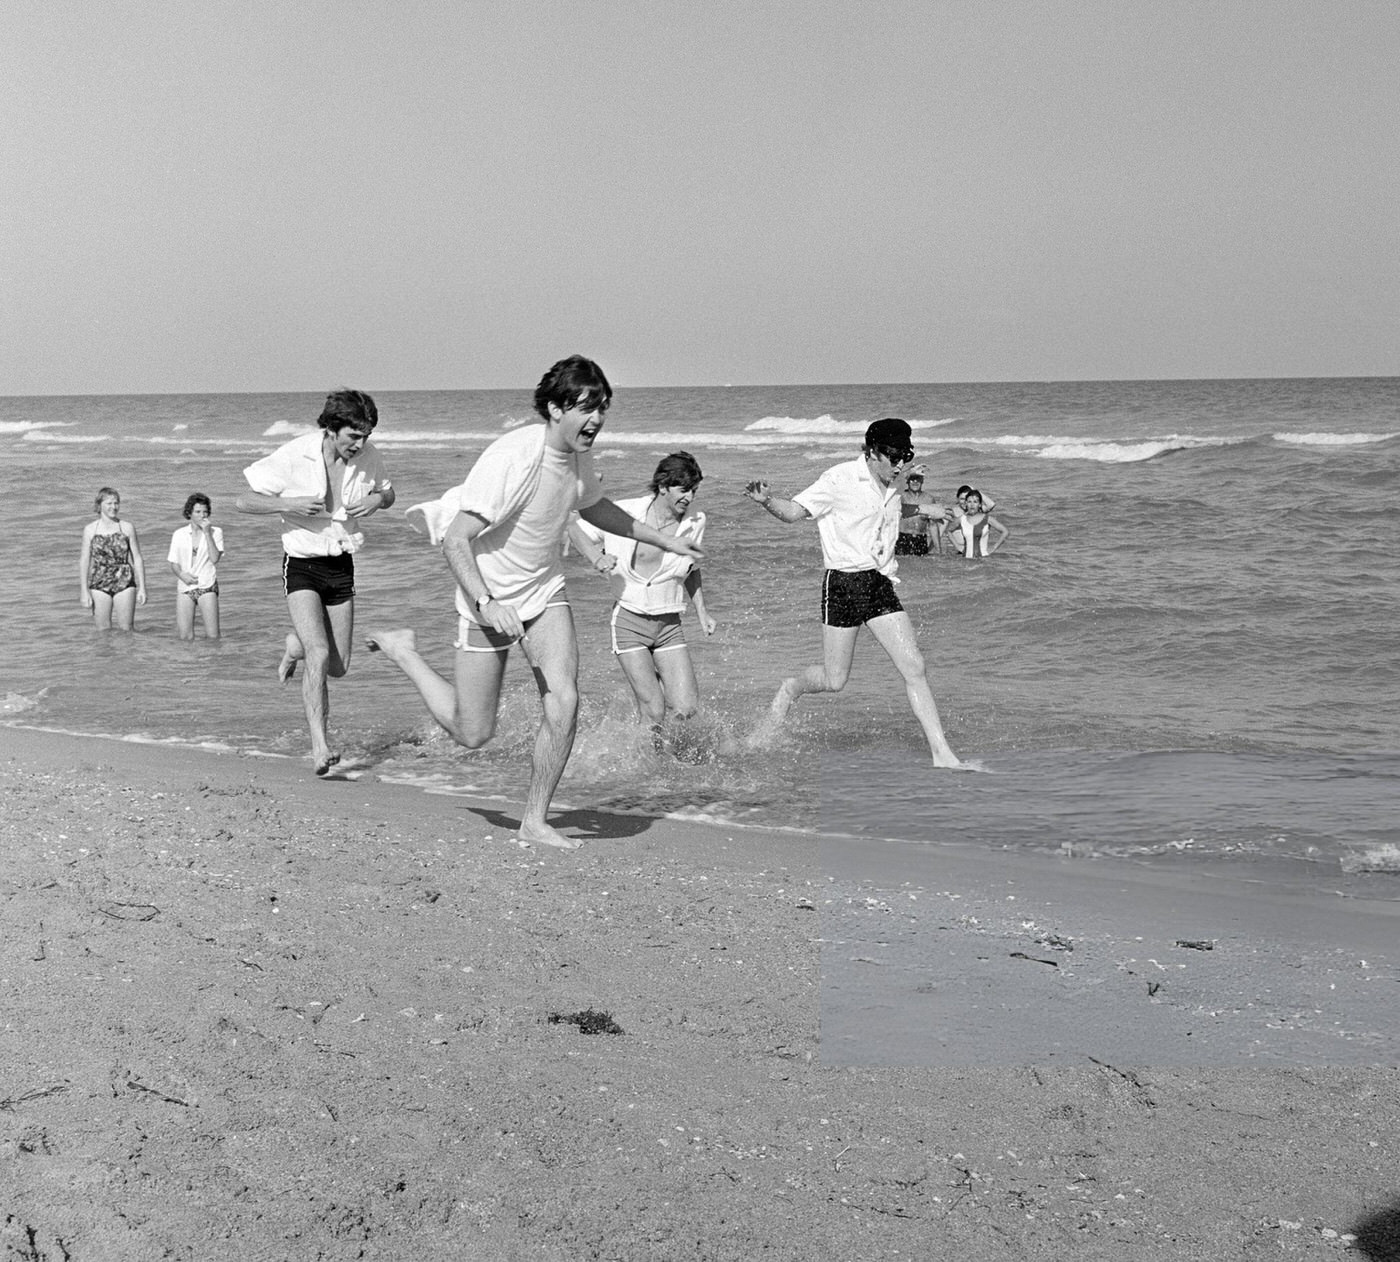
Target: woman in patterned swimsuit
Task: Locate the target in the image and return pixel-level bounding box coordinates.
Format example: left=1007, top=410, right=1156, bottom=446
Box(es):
left=78, top=487, right=147, bottom=630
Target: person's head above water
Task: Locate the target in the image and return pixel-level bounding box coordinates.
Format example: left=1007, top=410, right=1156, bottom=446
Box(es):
left=905, top=472, right=924, bottom=491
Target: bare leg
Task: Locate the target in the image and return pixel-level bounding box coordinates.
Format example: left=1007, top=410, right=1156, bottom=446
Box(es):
left=515, top=606, right=582, bottom=849
left=654, top=646, right=701, bottom=721
left=366, top=628, right=508, bottom=739
left=89, top=590, right=115, bottom=631
left=175, top=592, right=196, bottom=641
left=278, top=633, right=302, bottom=683
left=198, top=591, right=221, bottom=639
left=111, top=587, right=138, bottom=632
left=750, top=624, right=859, bottom=744
left=866, top=611, right=962, bottom=768
left=617, top=648, right=667, bottom=729
left=287, top=591, right=352, bottom=773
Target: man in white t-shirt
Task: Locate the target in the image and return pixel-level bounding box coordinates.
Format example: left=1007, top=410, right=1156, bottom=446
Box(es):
left=743, top=418, right=961, bottom=768
left=367, top=356, right=704, bottom=850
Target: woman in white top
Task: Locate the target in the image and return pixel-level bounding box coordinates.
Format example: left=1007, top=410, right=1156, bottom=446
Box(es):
left=570, top=452, right=715, bottom=731
left=168, top=492, right=224, bottom=640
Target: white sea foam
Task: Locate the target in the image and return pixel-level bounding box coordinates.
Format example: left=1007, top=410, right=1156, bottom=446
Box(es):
left=0, top=420, right=75, bottom=435
left=1340, top=843, right=1400, bottom=874
left=1034, top=435, right=1227, bottom=462
left=22, top=431, right=109, bottom=444
left=1274, top=431, right=1397, bottom=447
left=745, top=415, right=956, bottom=435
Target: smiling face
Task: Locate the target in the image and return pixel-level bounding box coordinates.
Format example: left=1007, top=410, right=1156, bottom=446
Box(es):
left=546, top=401, right=609, bottom=453
left=98, top=493, right=121, bottom=519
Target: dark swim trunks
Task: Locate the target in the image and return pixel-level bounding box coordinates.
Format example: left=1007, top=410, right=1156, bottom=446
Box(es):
left=821, top=569, right=903, bottom=628
left=283, top=553, right=355, bottom=606
left=88, top=532, right=135, bottom=596
left=894, top=531, right=931, bottom=556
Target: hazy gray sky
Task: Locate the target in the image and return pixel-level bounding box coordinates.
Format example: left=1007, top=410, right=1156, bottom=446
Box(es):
left=4, top=1, right=1397, bottom=393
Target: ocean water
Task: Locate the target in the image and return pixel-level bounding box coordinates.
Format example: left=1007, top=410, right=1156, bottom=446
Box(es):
left=2, top=378, right=1398, bottom=889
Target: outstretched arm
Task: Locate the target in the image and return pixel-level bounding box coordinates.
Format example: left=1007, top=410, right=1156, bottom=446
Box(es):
left=743, top=481, right=812, bottom=525
left=566, top=517, right=617, bottom=574
left=578, top=499, right=703, bottom=560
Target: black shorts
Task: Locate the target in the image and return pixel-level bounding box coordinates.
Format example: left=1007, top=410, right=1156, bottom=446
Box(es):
left=283, top=553, right=355, bottom=606
left=821, top=569, right=903, bottom=628
left=894, top=531, right=930, bottom=556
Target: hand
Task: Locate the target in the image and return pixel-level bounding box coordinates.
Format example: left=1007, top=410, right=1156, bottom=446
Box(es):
left=136, top=588, right=147, bottom=606
left=81, top=592, right=93, bottom=609
left=592, top=554, right=618, bottom=574
left=743, top=480, right=771, bottom=504
left=663, top=536, right=704, bottom=560
left=344, top=490, right=384, bottom=519
left=281, top=495, right=326, bottom=519
left=481, top=598, right=525, bottom=640
left=700, top=613, right=717, bottom=636
left=909, top=462, right=929, bottom=478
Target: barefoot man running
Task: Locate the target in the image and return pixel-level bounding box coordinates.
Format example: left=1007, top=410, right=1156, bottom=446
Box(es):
left=367, top=356, right=703, bottom=849
left=237, top=389, right=394, bottom=776
left=743, top=417, right=962, bottom=768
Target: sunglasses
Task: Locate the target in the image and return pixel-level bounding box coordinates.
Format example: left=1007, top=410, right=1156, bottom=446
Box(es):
left=877, top=447, right=915, bottom=467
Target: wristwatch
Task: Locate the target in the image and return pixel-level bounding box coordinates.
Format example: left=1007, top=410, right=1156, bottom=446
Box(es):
left=475, top=593, right=494, bottom=613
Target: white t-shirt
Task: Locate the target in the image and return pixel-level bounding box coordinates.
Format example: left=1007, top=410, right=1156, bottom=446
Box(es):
left=167, top=524, right=224, bottom=591
left=792, top=457, right=901, bottom=576
left=242, top=429, right=392, bottom=558
left=452, top=427, right=604, bottom=623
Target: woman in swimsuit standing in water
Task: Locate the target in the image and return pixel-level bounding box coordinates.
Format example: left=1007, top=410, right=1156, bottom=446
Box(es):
left=79, top=486, right=147, bottom=630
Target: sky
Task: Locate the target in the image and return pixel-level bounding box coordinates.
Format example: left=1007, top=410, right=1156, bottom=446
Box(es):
left=3, top=0, right=1397, bottom=394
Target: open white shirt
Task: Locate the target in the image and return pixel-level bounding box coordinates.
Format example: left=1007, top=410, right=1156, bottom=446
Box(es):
left=792, top=457, right=901, bottom=577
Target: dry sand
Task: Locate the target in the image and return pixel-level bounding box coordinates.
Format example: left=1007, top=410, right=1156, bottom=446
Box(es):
left=2, top=724, right=1399, bottom=1261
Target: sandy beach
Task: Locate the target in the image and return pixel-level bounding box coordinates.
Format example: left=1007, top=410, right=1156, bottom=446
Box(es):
left=3, top=724, right=1398, bottom=1261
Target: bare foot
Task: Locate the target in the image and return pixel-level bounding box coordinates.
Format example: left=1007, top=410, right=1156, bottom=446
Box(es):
left=277, top=633, right=302, bottom=683
left=932, top=750, right=963, bottom=770
left=365, top=628, right=417, bottom=662
left=516, top=819, right=582, bottom=850
left=313, top=751, right=341, bottom=777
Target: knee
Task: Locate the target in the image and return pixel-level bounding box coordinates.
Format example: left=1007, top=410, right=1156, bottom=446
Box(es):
left=899, top=650, right=928, bottom=682
left=451, top=716, right=495, bottom=750
left=544, top=680, right=580, bottom=725
left=670, top=703, right=697, bottom=721
left=824, top=669, right=850, bottom=693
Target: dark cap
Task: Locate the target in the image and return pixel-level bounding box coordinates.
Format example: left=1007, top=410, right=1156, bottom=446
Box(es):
left=864, top=417, right=913, bottom=453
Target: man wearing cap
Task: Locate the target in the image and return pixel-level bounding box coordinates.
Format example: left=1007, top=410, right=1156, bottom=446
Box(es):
left=895, top=469, right=949, bottom=556
left=743, top=418, right=962, bottom=768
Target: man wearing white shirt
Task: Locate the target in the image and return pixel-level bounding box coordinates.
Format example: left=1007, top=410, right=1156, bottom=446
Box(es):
left=366, top=356, right=704, bottom=850
left=236, top=388, right=395, bottom=776
left=743, top=418, right=961, bottom=768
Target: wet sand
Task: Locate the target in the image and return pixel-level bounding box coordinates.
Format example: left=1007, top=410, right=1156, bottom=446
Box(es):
left=2, top=725, right=1398, bottom=1260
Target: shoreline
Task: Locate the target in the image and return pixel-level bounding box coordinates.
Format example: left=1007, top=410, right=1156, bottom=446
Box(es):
left=2, top=723, right=1398, bottom=1258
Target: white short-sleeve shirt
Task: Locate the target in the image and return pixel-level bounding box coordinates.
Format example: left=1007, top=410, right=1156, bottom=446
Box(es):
left=792, top=457, right=901, bottom=576
left=167, top=524, right=224, bottom=591
left=242, top=429, right=392, bottom=558
left=453, top=427, right=604, bottom=624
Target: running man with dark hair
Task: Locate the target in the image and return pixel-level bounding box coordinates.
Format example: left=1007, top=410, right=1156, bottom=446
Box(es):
left=744, top=418, right=961, bottom=767
left=367, top=357, right=704, bottom=849
left=237, top=388, right=395, bottom=775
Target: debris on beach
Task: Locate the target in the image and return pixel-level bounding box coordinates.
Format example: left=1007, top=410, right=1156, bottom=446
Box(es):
left=548, top=1008, right=624, bottom=1035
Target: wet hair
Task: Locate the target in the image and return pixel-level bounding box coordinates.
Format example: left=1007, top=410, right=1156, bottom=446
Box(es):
left=182, top=492, right=211, bottom=520
left=956, top=484, right=974, bottom=498
left=964, top=490, right=984, bottom=509
left=533, top=355, right=612, bottom=420
left=317, top=388, right=379, bottom=434
left=650, top=451, right=703, bottom=493
left=94, top=486, right=120, bottom=512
